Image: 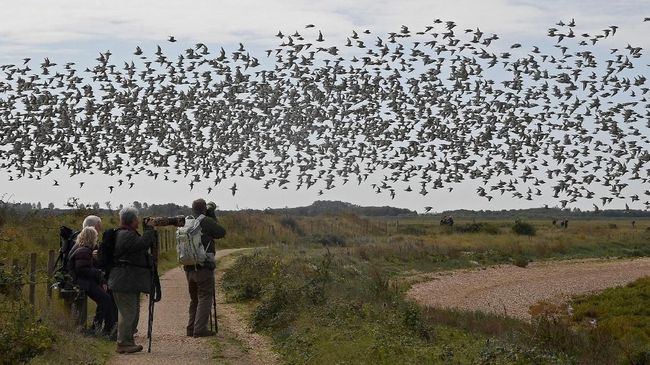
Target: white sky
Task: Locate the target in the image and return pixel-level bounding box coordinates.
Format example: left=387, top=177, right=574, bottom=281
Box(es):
left=1, top=0, right=649, bottom=212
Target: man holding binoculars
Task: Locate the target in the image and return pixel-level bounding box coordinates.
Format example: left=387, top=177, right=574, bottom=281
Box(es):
left=184, top=199, right=226, bottom=337
left=142, top=199, right=225, bottom=338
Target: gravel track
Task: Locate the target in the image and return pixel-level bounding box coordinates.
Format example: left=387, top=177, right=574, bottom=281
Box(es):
left=407, top=258, right=650, bottom=320
left=109, top=248, right=277, bottom=365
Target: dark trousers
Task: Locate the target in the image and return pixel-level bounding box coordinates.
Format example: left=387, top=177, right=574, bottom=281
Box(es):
left=186, top=268, right=215, bottom=335
left=80, top=280, right=116, bottom=334
left=92, top=289, right=118, bottom=333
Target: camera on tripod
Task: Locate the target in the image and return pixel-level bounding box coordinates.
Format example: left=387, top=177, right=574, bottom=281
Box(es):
left=143, top=216, right=186, bottom=227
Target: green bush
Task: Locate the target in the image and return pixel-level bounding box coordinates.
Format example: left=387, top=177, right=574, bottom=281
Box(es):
left=512, top=220, right=536, bottom=236
left=252, top=280, right=297, bottom=331
left=221, top=252, right=275, bottom=301
left=279, top=216, right=303, bottom=235
left=311, top=233, right=346, bottom=246
left=0, top=263, right=23, bottom=299
left=455, top=222, right=500, bottom=234
left=0, top=302, right=55, bottom=364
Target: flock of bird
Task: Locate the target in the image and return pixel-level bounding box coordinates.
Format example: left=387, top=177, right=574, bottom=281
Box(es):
left=1, top=18, right=649, bottom=211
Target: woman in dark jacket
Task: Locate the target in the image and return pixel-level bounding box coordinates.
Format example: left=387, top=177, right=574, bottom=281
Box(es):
left=68, top=226, right=116, bottom=336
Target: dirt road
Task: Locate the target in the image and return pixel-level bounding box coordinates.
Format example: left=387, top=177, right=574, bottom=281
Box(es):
left=407, top=257, right=650, bottom=320
left=109, top=248, right=277, bottom=365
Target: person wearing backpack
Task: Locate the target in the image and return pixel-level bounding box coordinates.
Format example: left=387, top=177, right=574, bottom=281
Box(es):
left=68, top=226, right=116, bottom=339
left=183, top=198, right=226, bottom=338
left=108, top=206, right=157, bottom=354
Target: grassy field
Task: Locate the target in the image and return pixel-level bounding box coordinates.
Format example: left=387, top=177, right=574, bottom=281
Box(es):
left=1, top=205, right=649, bottom=364
left=218, top=215, right=650, bottom=364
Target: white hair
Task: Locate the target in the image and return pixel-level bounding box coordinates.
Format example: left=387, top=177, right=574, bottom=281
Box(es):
left=82, top=215, right=102, bottom=229
left=119, top=206, right=139, bottom=226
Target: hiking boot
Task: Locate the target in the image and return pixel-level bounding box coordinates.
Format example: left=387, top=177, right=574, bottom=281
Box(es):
left=193, top=330, right=216, bottom=338
left=115, top=343, right=143, bottom=354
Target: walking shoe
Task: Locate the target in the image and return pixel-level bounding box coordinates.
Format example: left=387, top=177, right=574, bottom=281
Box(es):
left=115, top=343, right=143, bottom=354
left=193, top=330, right=216, bottom=338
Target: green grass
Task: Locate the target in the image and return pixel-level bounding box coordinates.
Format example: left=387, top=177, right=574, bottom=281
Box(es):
left=571, top=277, right=650, bottom=362
left=2, top=207, right=649, bottom=364
left=222, top=247, right=573, bottom=364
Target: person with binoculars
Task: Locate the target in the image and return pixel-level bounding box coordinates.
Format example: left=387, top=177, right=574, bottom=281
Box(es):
left=184, top=199, right=226, bottom=338
left=108, top=206, right=157, bottom=354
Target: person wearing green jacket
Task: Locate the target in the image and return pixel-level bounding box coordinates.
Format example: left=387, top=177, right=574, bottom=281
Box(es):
left=108, top=206, right=156, bottom=354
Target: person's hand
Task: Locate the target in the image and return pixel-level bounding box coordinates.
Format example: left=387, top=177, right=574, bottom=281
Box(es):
left=143, top=217, right=156, bottom=229
left=102, top=284, right=108, bottom=292
left=92, top=250, right=98, bottom=259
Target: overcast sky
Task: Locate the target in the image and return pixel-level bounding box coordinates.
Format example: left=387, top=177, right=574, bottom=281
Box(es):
left=1, top=0, right=649, bottom=212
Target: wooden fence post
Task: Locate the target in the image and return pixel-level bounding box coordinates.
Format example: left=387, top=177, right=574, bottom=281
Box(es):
left=47, top=250, right=56, bottom=304
left=29, top=253, right=37, bottom=310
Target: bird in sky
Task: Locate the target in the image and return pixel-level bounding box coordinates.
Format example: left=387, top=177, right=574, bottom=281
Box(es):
left=0, top=18, right=647, bottom=212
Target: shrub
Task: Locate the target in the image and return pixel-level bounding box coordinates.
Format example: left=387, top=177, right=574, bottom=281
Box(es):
left=513, top=256, right=530, bottom=268
left=455, top=222, right=500, bottom=234
left=221, top=252, right=275, bottom=301
left=512, top=220, right=536, bottom=236
left=279, top=216, right=302, bottom=234
left=0, top=263, right=23, bottom=299
left=0, top=302, right=55, bottom=364
left=311, top=233, right=346, bottom=247
left=252, top=280, right=296, bottom=331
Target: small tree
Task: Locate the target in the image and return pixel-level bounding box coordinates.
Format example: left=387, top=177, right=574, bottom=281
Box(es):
left=47, top=202, right=55, bottom=210
left=512, top=220, right=536, bottom=236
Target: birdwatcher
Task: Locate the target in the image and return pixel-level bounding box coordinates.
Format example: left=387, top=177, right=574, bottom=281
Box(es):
left=68, top=226, right=116, bottom=339
left=82, top=215, right=117, bottom=339
left=184, top=198, right=226, bottom=337
left=108, top=206, right=157, bottom=354
left=206, top=201, right=217, bottom=220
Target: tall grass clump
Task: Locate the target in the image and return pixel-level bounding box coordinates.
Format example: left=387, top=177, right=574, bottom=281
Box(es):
left=512, top=220, right=536, bottom=236
left=454, top=222, right=500, bottom=234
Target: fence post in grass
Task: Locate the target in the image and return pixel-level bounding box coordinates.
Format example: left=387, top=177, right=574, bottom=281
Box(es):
left=47, top=249, right=56, bottom=304
left=29, top=252, right=37, bottom=310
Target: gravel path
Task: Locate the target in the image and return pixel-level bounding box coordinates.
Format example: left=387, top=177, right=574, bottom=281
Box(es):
left=109, top=248, right=277, bottom=365
left=407, top=258, right=650, bottom=320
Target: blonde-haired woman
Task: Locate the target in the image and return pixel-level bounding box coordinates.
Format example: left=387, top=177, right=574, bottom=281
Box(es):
left=68, top=226, right=116, bottom=337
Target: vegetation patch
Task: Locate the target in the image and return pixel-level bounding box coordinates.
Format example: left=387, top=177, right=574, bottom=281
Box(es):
left=454, top=222, right=500, bottom=234
left=571, top=277, right=650, bottom=362
left=512, top=220, right=537, bottom=236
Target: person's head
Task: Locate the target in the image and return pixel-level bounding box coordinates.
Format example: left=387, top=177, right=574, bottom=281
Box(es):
left=206, top=201, right=217, bottom=212
left=119, top=206, right=139, bottom=230
left=192, top=199, right=207, bottom=216
left=82, top=215, right=102, bottom=233
left=75, top=226, right=98, bottom=249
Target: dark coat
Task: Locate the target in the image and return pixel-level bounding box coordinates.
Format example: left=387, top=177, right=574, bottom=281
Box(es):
left=69, top=245, right=103, bottom=290
left=108, top=227, right=156, bottom=293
